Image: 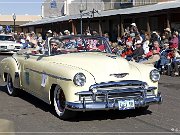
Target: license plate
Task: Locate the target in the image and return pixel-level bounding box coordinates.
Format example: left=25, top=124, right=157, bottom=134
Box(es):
left=118, top=99, right=135, bottom=110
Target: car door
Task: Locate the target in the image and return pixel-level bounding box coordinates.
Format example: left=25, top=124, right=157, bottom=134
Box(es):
left=14, top=52, right=30, bottom=91
left=21, top=53, right=46, bottom=98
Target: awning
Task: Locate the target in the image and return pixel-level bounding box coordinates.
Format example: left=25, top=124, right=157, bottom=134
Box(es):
left=21, top=1, right=180, bottom=27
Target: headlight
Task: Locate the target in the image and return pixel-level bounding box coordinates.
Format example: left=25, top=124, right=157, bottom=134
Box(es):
left=150, top=69, right=160, bottom=82
left=73, top=73, right=86, bottom=86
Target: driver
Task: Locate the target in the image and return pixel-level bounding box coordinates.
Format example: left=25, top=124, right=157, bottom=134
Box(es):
left=50, top=38, right=63, bottom=54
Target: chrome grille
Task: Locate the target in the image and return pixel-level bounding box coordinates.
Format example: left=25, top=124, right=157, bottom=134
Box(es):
left=77, top=80, right=149, bottom=102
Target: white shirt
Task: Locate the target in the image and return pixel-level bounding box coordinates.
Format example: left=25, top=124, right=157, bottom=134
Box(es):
left=143, top=40, right=150, bottom=54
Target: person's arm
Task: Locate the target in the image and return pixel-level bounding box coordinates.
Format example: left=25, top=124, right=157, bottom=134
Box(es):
left=141, top=55, right=160, bottom=64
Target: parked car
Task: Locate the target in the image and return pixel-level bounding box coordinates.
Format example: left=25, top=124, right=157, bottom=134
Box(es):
left=0, top=35, right=162, bottom=119
left=0, top=34, right=22, bottom=52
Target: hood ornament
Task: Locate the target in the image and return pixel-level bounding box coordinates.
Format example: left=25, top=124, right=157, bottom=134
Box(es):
left=110, top=73, right=129, bottom=78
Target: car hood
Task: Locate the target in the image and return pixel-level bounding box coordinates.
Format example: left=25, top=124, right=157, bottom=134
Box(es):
left=49, top=52, right=142, bottom=83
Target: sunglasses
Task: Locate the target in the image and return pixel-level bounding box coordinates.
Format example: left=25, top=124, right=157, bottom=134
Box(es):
left=51, top=43, right=57, bottom=46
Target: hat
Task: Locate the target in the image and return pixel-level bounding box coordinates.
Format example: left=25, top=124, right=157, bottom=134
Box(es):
left=126, top=41, right=132, bottom=46
left=47, top=30, right=52, bottom=33
left=164, top=28, right=171, bottom=32
left=130, top=33, right=135, bottom=37
left=64, top=30, right=70, bottom=33
left=131, top=23, right=136, bottom=27
left=50, top=38, right=61, bottom=45
left=30, top=31, right=35, bottom=34
left=20, top=32, right=24, bottom=35
left=135, top=40, right=142, bottom=45
left=173, top=31, right=178, bottom=36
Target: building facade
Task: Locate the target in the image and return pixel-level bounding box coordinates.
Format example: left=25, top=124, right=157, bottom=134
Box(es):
left=0, top=15, right=41, bottom=32
left=21, top=0, right=180, bottom=40
left=42, top=0, right=174, bottom=18
left=42, top=0, right=104, bottom=17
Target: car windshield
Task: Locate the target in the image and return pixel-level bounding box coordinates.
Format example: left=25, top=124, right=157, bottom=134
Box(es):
left=0, top=35, right=15, bottom=41
left=49, top=35, right=111, bottom=55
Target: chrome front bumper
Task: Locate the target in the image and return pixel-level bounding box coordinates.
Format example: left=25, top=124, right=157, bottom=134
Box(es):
left=66, top=92, right=162, bottom=111
left=66, top=80, right=162, bottom=111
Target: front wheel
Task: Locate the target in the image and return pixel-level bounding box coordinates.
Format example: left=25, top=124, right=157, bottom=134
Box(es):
left=6, top=74, right=18, bottom=96
left=53, top=85, right=76, bottom=120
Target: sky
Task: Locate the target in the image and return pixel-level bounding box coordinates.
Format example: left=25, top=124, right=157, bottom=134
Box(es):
left=0, top=0, right=44, bottom=15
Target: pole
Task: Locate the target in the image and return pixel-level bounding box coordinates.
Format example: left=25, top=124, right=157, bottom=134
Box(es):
left=80, top=12, right=83, bottom=35
left=13, top=19, right=15, bottom=32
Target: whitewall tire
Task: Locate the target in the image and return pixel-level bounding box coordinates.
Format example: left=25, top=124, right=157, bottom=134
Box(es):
left=6, top=74, right=18, bottom=96
left=53, top=85, right=76, bottom=120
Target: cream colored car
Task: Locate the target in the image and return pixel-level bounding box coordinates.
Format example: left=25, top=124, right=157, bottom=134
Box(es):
left=0, top=35, right=162, bottom=119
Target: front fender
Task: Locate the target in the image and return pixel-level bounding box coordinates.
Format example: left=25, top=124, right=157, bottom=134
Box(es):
left=44, top=63, right=96, bottom=103
left=0, top=57, right=20, bottom=88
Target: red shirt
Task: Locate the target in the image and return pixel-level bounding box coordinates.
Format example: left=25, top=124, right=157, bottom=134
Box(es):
left=121, top=48, right=133, bottom=57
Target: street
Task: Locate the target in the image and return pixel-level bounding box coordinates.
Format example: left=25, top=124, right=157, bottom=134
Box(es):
left=0, top=54, right=180, bottom=135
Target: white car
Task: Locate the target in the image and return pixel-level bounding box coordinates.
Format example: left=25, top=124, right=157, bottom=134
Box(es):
left=0, top=34, right=22, bottom=52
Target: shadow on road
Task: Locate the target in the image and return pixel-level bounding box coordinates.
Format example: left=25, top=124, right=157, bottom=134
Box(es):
left=0, top=85, right=152, bottom=122
left=73, top=109, right=152, bottom=122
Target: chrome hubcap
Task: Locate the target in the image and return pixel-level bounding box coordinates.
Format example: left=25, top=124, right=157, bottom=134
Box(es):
left=55, top=88, right=65, bottom=112
left=7, top=75, right=13, bottom=94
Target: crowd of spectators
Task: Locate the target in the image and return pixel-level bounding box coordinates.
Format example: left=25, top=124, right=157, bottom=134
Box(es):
left=108, top=23, right=180, bottom=76
left=2, top=24, right=180, bottom=76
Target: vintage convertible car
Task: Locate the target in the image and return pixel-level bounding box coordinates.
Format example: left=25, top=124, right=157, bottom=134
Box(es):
left=0, top=35, right=162, bottom=119
left=0, top=34, right=22, bottom=53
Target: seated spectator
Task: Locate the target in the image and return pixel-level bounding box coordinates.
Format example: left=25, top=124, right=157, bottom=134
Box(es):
left=103, top=33, right=109, bottom=42
left=111, top=42, right=119, bottom=54
left=37, top=33, right=43, bottom=46
left=85, top=30, right=91, bottom=35
left=121, top=42, right=133, bottom=59
left=164, top=27, right=172, bottom=41
left=125, top=33, right=133, bottom=44
left=142, top=34, right=150, bottom=54
left=145, top=41, right=160, bottom=58
left=171, top=48, right=180, bottom=76
left=117, top=37, right=123, bottom=46
left=169, top=31, right=179, bottom=49
left=92, top=31, right=99, bottom=36
left=160, top=34, right=169, bottom=48
left=134, top=33, right=143, bottom=46
left=140, top=48, right=160, bottom=65
left=126, top=40, right=144, bottom=62
left=150, top=31, right=161, bottom=45
left=157, top=43, right=171, bottom=72
left=64, top=30, right=70, bottom=35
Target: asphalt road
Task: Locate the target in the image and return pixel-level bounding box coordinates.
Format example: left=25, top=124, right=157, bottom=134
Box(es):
left=0, top=53, right=180, bottom=135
